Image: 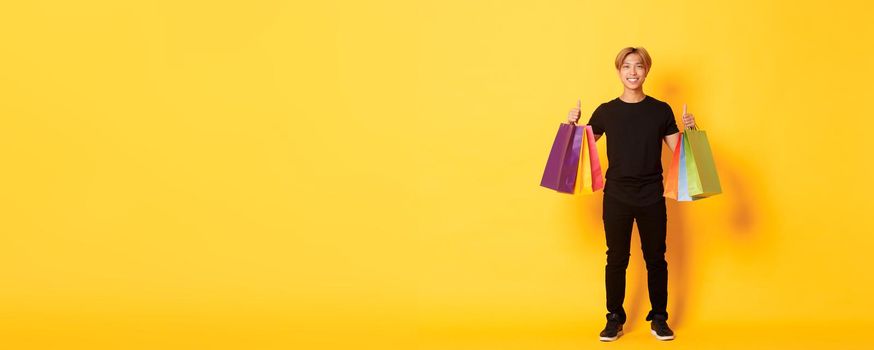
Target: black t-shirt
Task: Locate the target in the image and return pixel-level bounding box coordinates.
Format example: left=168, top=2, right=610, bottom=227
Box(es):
left=587, top=95, right=680, bottom=206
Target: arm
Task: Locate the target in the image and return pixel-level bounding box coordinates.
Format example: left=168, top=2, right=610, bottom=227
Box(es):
left=664, top=132, right=679, bottom=153
left=568, top=100, right=605, bottom=141
left=663, top=104, right=695, bottom=152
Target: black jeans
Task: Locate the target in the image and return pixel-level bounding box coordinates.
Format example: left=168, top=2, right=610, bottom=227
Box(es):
left=602, top=193, right=668, bottom=323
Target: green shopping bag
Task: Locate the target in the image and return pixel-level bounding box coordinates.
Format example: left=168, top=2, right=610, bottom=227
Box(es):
left=683, top=126, right=722, bottom=198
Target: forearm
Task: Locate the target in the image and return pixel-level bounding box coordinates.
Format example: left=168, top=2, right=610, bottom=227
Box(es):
left=664, top=132, right=679, bottom=152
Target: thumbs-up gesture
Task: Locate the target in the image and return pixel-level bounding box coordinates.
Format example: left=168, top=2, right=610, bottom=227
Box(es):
left=682, top=104, right=697, bottom=128
left=567, top=99, right=582, bottom=124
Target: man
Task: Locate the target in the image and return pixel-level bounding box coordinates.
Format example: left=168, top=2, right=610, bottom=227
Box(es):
left=567, top=46, right=696, bottom=341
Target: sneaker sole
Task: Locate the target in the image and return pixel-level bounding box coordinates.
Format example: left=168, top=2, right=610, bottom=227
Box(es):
left=650, top=329, right=674, bottom=341
left=599, top=330, right=623, bottom=342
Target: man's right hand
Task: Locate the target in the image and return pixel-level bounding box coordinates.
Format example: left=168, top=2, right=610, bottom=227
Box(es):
left=567, top=99, right=581, bottom=124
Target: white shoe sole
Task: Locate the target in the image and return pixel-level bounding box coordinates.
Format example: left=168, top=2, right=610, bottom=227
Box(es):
left=599, top=330, right=623, bottom=342
left=650, top=329, right=675, bottom=340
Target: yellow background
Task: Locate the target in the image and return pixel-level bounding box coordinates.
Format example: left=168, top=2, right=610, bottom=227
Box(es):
left=1, top=0, right=873, bottom=349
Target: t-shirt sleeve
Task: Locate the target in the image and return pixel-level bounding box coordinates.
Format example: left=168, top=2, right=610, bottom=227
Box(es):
left=587, top=104, right=607, bottom=135
left=663, top=103, right=680, bottom=136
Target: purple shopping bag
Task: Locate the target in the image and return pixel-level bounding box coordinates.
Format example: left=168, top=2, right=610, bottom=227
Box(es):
left=540, top=122, right=584, bottom=194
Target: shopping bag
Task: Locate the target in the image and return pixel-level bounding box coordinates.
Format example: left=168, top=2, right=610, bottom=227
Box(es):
left=575, top=126, right=593, bottom=194
left=670, top=126, right=721, bottom=202
left=574, top=125, right=604, bottom=194
left=540, top=122, right=583, bottom=193
left=663, top=132, right=682, bottom=199
left=584, top=125, right=604, bottom=191
left=684, top=128, right=722, bottom=198
left=677, top=133, right=694, bottom=201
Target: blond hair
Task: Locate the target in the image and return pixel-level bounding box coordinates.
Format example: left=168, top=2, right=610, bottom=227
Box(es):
left=614, top=47, right=652, bottom=72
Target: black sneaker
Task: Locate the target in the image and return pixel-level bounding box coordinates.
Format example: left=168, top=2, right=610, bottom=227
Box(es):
left=599, top=314, right=624, bottom=342
left=650, top=316, right=674, bottom=341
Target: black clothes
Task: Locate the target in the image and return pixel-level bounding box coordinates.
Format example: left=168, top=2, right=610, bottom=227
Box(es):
left=587, top=95, right=679, bottom=207
left=588, top=95, right=677, bottom=323
left=602, top=194, right=668, bottom=323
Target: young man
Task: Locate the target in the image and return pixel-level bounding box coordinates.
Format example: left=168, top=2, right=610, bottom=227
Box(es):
left=567, top=47, right=696, bottom=341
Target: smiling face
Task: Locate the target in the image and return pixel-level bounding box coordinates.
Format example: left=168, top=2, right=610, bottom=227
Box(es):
left=617, top=53, right=647, bottom=90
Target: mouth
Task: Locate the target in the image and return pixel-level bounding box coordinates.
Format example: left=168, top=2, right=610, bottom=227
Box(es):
left=626, top=77, right=640, bottom=83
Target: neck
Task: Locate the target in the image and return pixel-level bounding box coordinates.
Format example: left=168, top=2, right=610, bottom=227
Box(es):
left=620, top=88, right=646, bottom=103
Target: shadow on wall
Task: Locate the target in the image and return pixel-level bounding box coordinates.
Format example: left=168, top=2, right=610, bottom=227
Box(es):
left=568, top=66, right=761, bottom=331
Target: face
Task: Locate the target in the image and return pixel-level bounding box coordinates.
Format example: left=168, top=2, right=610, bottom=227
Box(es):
left=617, top=53, right=647, bottom=90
